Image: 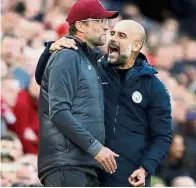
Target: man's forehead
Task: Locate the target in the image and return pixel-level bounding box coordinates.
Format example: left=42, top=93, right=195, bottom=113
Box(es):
left=112, top=23, right=128, bottom=33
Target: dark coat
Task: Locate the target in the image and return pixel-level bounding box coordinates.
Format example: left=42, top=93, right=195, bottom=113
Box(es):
left=96, top=53, right=172, bottom=186
left=37, top=38, right=105, bottom=182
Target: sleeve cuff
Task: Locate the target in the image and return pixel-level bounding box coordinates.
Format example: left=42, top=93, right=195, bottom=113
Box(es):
left=87, top=140, right=103, bottom=157
left=142, top=162, right=155, bottom=175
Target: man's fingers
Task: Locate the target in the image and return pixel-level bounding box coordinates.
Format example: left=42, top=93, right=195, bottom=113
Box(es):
left=72, top=39, right=76, bottom=44
left=133, top=179, right=145, bottom=187
left=55, top=45, right=63, bottom=50
left=65, top=43, right=77, bottom=50
left=107, top=157, right=116, bottom=172
left=101, top=162, right=110, bottom=173
left=57, top=42, right=78, bottom=50
left=103, top=160, right=114, bottom=174
left=130, top=170, right=138, bottom=180
left=63, top=43, right=72, bottom=48
left=112, top=152, right=119, bottom=157
left=129, top=179, right=144, bottom=187
left=128, top=178, right=136, bottom=185
left=110, top=155, right=117, bottom=170
left=70, top=43, right=78, bottom=50
left=129, top=172, right=145, bottom=187
left=68, top=39, right=76, bottom=45
left=53, top=38, right=78, bottom=51
left=61, top=38, right=76, bottom=46
left=66, top=40, right=78, bottom=49
left=63, top=38, right=76, bottom=44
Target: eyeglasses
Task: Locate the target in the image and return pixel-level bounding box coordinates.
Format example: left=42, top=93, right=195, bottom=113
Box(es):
left=80, top=18, right=109, bottom=25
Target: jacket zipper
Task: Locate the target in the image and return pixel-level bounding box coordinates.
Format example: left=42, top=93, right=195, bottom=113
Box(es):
left=97, top=74, right=105, bottom=141
left=114, top=105, right=119, bottom=134
left=113, top=72, right=132, bottom=145
left=113, top=79, right=122, bottom=148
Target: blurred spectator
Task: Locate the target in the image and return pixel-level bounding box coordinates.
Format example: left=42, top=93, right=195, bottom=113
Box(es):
left=15, top=162, right=39, bottom=185
left=121, top=2, right=158, bottom=31
left=23, top=48, right=43, bottom=76
left=1, top=97, right=16, bottom=137
left=1, top=77, right=20, bottom=108
left=1, top=77, right=20, bottom=136
left=156, top=69, right=195, bottom=125
left=53, top=0, right=76, bottom=14
left=156, top=134, right=193, bottom=186
left=1, top=35, right=24, bottom=66
left=8, top=77, right=40, bottom=154
left=155, top=44, right=176, bottom=71
left=17, top=154, right=38, bottom=170
left=160, top=18, right=179, bottom=45
left=1, top=0, right=18, bottom=13
left=1, top=163, right=18, bottom=187
left=176, top=106, right=196, bottom=181
left=171, top=176, right=196, bottom=187
left=23, top=0, right=43, bottom=21
left=1, top=12, right=22, bottom=35
left=1, top=35, right=30, bottom=89
left=177, top=107, right=196, bottom=151
left=1, top=132, right=23, bottom=162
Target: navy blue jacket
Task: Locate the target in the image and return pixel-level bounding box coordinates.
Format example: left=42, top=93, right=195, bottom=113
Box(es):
left=97, top=53, right=172, bottom=186
left=35, top=43, right=172, bottom=186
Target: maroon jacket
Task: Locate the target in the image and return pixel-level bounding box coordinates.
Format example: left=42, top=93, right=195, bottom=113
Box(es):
left=9, top=90, right=39, bottom=154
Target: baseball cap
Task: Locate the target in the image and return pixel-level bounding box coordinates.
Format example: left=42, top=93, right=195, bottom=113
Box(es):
left=66, top=0, right=119, bottom=25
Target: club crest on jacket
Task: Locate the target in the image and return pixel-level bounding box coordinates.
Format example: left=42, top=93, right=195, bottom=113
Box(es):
left=132, top=91, right=142, bottom=103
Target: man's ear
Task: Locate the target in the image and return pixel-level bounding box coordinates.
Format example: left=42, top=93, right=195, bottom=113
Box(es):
left=75, top=22, right=86, bottom=33
left=132, top=42, right=142, bottom=52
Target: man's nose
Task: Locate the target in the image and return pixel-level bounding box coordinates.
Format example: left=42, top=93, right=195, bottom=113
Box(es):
left=103, top=24, right=109, bottom=31
left=110, top=35, right=118, bottom=43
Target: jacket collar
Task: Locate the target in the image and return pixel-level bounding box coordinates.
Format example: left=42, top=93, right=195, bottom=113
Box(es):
left=67, top=35, right=103, bottom=64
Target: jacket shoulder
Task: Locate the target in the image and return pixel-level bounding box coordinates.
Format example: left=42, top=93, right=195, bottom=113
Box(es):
left=151, top=75, right=168, bottom=92
left=48, top=49, right=81, bottom=69
left=141, top=74, right=169, bottom=100
left=148, top=75, right=171, bottom=104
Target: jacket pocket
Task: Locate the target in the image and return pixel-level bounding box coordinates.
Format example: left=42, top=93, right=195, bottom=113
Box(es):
left=65, top=138, right=76, bottom=152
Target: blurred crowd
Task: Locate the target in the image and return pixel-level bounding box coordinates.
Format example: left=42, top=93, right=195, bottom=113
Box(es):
left=1, top=0, right=196, bottom=187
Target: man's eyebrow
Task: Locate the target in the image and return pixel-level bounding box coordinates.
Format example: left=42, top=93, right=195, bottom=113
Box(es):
left=119, top=32, right=127, bottom=36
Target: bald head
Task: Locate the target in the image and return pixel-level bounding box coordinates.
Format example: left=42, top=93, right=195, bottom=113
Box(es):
left=114, top=20, right=146, bottom=44
left=107, top=20, right=146, bottom=67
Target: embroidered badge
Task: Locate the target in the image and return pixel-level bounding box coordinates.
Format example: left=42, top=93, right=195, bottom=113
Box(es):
left=132, top=91, right=142, bottom=103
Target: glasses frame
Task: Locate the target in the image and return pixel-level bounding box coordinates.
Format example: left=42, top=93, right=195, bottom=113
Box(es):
left=79, top=18, right=109, bottom=24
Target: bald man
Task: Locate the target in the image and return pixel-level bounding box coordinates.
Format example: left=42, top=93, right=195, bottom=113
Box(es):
left=35, top=20, right=172, bottom=187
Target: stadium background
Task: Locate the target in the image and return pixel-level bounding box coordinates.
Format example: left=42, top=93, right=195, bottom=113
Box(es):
left=1, top=0, right=196, bottom=186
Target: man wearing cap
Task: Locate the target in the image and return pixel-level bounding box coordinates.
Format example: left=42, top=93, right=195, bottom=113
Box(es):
left=37, top=0, right=119, bottom=186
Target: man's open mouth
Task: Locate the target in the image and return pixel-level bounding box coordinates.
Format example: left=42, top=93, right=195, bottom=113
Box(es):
left=108, top=43, right=120, bottom=55
left=109, top=46, right=119, bottom=54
